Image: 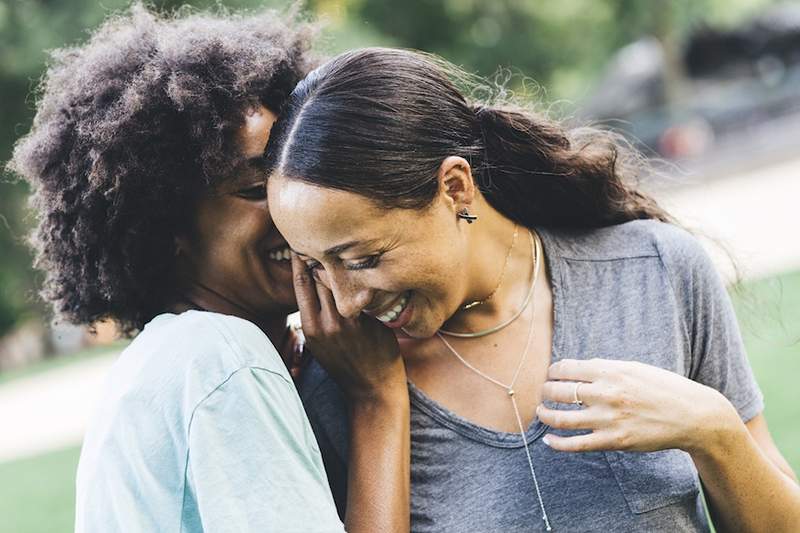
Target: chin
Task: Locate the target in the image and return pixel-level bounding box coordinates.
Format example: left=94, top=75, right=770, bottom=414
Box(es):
left=400, top=316, right=439, bottom=340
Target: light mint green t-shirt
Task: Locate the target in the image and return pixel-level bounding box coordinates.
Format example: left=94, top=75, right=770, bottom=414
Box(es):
left=75, top=310, right=345, bottom=533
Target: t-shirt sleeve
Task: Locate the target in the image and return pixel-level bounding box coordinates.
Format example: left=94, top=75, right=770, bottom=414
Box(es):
left=657, top=226, right=764, bottom=422
left=185, top=367, right=345, bottom=533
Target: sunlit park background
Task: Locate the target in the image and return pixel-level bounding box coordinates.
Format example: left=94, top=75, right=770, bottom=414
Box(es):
left=1, top=0, right=799, bottom=531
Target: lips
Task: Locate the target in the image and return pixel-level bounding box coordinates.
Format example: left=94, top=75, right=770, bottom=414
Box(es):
left=367, top=291, right=411, bottom=324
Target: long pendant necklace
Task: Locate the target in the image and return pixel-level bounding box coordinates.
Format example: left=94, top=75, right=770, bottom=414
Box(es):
left=436, top=231, right=553, bottom=531
left=438, top=229, right=537, bottom=339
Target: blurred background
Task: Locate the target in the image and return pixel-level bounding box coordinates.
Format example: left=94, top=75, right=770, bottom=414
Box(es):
left=1, top=1, right=799, bottom=531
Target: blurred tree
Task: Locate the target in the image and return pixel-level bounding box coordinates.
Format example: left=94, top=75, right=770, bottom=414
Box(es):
left=0, top=0, right=785, bottom=340
left=312, top=0, right=782, bottom=102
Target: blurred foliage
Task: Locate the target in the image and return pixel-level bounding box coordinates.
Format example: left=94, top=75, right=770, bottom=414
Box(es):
left=0, top=0, right=784, bottom=337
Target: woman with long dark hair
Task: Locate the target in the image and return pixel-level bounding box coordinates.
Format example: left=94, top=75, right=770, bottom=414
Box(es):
left=267, top=48, right=799, bottom=531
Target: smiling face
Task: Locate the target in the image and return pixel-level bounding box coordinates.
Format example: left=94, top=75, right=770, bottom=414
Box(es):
left=177, top=105, right=295, bottom=317
left=268, top=174, right=474, bottom=338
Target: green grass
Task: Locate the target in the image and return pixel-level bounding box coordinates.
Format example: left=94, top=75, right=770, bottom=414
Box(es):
left=0, top=446, right=81, bottom=533
left=0, top=272, right=797, bottom=533
left=732, top=269, right=800, bottom=473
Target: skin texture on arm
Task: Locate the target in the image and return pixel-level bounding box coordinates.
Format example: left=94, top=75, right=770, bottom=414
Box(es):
left=538, top=358, right=800, bottom=533
left=346, top=387, right=411, bottom=533
left=696, top=413, right=800, bottom=533
left=291, top=253, right=410, bottom=533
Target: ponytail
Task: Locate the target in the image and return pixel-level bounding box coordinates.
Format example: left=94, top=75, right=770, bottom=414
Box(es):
left=272, top=47, right=673, bottom=229
left=472, top=104, right=672, bottom=228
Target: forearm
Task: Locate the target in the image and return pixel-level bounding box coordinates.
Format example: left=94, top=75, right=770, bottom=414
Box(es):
left=344, top=389, right=410, bottom=533
left=689, top=414, right=800, bottom=532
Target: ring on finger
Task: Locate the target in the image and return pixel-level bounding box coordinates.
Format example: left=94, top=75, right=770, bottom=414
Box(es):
left=573, top=382, right=585, bottom=407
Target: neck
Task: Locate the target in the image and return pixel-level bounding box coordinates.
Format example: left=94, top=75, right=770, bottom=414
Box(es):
left=173, top=281, right=289, bottom=343
left=442, top=196, right=537, bottom=333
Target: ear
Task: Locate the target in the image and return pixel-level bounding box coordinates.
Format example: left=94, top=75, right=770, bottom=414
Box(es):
left=437, top=156, right=476, bottom=213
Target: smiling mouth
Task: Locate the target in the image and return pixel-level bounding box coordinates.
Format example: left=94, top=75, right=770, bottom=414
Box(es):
left=266, top=245, right=291, bottom=262
left=370, top=291, right=411, bottom=323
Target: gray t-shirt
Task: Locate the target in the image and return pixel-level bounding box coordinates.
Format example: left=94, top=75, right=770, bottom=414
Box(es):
left=299, top=220, right=764, bottom=532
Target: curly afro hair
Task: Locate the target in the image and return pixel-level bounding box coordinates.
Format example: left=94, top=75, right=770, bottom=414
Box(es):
left=8, top=3, right=315, bottom=335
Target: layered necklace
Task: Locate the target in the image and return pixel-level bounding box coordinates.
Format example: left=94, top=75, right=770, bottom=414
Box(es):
left=436, top=229, right=553, bottom=531
left=438, top=225, right=534, bottom=339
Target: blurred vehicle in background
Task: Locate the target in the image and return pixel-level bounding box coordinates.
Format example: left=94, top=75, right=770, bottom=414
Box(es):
left=583, top=3, right=800, bottom=171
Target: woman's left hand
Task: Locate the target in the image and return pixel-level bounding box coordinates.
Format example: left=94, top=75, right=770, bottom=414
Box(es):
left=537, top=358, right=742, bottom=455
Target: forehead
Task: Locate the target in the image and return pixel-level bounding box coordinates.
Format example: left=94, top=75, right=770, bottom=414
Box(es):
left=237, top=105, right=277, bottom=158
left=268, top=176, right=408, bottom=254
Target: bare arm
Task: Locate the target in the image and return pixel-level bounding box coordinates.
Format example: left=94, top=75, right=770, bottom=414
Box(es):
left=694, top=412, right=800, bottom=533
left=346, top=387, right=410, bottom=533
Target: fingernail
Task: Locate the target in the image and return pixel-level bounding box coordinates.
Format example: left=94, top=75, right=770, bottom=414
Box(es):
left=536, top=404, right=542, bottom=415
left=542, top=435, right=552, bottom=447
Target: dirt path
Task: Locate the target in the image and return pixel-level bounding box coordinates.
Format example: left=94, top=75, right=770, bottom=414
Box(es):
left=0, top=355, right=115, bottom=463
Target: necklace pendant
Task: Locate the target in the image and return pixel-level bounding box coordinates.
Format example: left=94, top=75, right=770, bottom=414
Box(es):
left=508, top=388, right=515, bottom=397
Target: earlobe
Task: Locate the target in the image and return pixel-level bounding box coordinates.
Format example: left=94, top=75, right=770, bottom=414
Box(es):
left=456, top=208, right=478, bottom=224
left=438, top=155, right=476, bottom=213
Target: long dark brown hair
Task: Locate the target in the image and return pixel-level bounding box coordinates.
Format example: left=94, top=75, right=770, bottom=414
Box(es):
left=268, top=47, right=672, bottom=228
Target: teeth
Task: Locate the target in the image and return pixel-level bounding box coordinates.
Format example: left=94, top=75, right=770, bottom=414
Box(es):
left=377, top=293, right=409, bottom=323
left=267, top=247, right=291, bottom=261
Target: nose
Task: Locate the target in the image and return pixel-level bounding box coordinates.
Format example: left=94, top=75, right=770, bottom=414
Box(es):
left=327, top=273, right=372, bottom=319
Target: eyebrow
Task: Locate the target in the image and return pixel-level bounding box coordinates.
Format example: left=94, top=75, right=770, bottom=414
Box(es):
left=292, top=239, right=383, bottom=259
left=326, top=239, right=385, bottom=256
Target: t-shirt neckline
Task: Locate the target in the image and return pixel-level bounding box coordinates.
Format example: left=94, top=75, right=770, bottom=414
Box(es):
left=405, top=226, right=567, bottom=448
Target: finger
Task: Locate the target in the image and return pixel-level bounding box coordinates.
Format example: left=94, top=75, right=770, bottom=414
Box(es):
left=314, top=278, right=343, bottom=323
left=547, top=358, right=613, bottom=382
left=536, top=404, right=600, bottom=430
left=541, top=380, right=597, bottom=406
left=542, top=432, right=614, bottom=452
left=291, top=252, right=321, bottom=328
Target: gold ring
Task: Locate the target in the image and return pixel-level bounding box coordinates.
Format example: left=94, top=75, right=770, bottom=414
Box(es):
left=573, top=382, right=584, bottom=407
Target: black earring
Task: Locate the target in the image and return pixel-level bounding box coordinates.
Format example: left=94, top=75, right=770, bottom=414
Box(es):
left=457, top=208, right=478, bottom=224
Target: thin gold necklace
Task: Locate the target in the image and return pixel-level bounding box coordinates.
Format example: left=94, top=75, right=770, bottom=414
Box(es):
left=438, top=230, right=539, bottom=339
left=435, top=244, right=552, bottom=531
left=461, top=224, right=518, bottom=310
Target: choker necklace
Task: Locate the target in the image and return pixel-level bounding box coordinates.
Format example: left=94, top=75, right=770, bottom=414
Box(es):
left=438, top=230, right=540, bottom=338
left=462, top=224, right=518, bottom=310
left=435, top=248, right=552, bottom=531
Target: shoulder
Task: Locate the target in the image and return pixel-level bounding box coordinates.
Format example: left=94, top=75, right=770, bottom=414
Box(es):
left=108, top=311, right=290, bottom=413
left=142, top=310, right=284, bottom=369
left=539, top=219, right=703, bottom=264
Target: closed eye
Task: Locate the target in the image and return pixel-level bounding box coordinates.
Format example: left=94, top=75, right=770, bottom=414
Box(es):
left=344, top=255, right=381, bottom=270
left=305, top=255, right=381, bottom=271
left=235, top=183, right=267, bottom=200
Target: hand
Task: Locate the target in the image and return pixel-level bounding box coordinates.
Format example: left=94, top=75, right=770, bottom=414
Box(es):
left=537, top=358, right=741, bottom=454
left=291, top=253, right=407, bottom=403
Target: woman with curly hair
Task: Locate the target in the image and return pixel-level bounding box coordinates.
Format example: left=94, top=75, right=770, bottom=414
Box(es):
left=8, top=8, right=408, bottom=533
left=267, top=48, right=800, bottom=532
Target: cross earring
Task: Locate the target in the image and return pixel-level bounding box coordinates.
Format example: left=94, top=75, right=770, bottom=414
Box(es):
left=457, top=208, right=478, bottom=224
